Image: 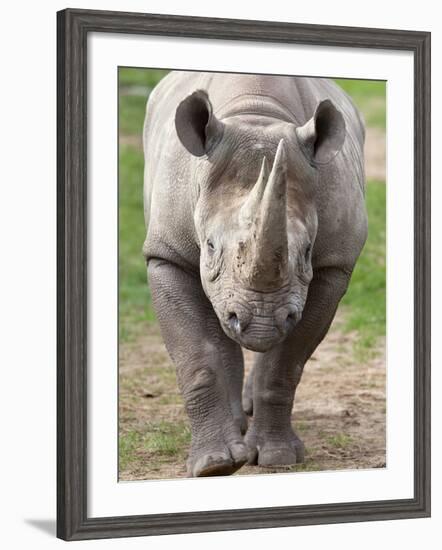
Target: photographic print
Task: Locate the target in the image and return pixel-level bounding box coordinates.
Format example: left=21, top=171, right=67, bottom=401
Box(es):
left=118, top=69, right=386, bottom=481
left=57, top=9, right=430, bottom=539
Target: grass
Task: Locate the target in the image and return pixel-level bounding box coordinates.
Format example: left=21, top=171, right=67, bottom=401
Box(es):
left=119, top=421, right=191, bottom=471
left=119, top=144, right=156, bottom=343
left=119, top=67, right=169, bottom=88
left=145, top=421, right=192, bottom=456
left=118, top=68, right=169, bottom=136
left=326, top=433, right=353, bottom=449
left=119, top=430, right=142, bottom=471
left=118, top=68, right=386, bottom=352
left=341, top=181, right=386, bottom=357
left=335, top=79, right=386, bottom=129
left=119, top=94, right=148, bottom=136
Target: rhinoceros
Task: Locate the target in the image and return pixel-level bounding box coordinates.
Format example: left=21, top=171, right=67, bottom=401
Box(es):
left=142, top=71, right=367, bottom=477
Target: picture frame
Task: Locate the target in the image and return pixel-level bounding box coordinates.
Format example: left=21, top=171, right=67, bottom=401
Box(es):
left=57, top=8, right=431, bottom=541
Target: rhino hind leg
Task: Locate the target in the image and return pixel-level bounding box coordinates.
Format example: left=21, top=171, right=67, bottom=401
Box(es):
left=245, top=267, right=350, bottom=468
left=147, top=259, right=248, bottom=477
left=242, top=368, right=254, bottom=416
left=244, top=353, right=305, bottom=468
left=220, top=341, right=248, bottom=435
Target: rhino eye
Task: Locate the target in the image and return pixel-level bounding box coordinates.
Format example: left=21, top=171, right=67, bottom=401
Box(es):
left=304, top=244, right=312, bottom=262
left=207, top=239, right=215, bottom=253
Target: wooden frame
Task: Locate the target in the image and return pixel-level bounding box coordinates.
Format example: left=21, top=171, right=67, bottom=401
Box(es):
left=57, top=8, right=431, bottom=541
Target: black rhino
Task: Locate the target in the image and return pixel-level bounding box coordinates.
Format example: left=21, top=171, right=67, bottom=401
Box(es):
left=143, top=71, right=367, bottom=477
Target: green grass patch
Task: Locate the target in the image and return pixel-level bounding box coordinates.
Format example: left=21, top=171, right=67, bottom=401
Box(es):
left=119, top=144, right=156, bottom=342
left=119, top=430, right=142, bottom=471
left=341, top=181, right=386, bottom=357
left=119, top=94, right=148, bottom=136
left=119, top=421, right=191, bottom=471
left=326, top=433, right=353, bottom=449
left=119, top=68, right=169, bottom=89
left=334, top=79, right=386, bottom=129
left=144, top=421, right=191, bottom=457
left=118, top=69, right=170, bottom=136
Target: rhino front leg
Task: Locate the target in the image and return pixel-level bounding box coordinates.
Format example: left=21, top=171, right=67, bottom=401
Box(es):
left=245, top=267, right=350, bottom=467
left=147, top=258, right=248, bottom=477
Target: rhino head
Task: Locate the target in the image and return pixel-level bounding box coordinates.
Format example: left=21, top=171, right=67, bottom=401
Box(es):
left=175, top=90, right=345, bottom=352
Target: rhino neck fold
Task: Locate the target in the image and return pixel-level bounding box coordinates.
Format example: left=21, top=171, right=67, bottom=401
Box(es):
left=216, top=94, right=300, bottom=124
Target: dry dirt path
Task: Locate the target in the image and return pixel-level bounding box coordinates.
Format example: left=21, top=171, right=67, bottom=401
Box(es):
left=119, top=309, right=386, bottom=481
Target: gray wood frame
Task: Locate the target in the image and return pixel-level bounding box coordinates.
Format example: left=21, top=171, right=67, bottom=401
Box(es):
left=57, top=8, right=431, bottom=541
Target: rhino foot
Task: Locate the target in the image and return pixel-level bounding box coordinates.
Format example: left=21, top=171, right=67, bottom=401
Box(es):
left=187, top=439, right=248, bottom=477
left=245, top=428, right=305, bottom=467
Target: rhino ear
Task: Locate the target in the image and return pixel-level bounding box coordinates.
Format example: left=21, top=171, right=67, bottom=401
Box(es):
left=296, top=99, right=345, bottom=165
left=175, top=90, right=223, bottom=157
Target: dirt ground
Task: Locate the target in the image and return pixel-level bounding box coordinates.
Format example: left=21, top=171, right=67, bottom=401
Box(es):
left=119, top=309, right=386, bottom=481
left=365, top=127, right=386, bottom=181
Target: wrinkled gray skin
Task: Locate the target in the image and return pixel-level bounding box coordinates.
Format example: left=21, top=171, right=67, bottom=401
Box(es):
left=143, top=72, right=367, bottom=477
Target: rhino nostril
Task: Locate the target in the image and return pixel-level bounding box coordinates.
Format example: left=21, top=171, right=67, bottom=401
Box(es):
left=228, top=312, right=241, bottom=334
left=285, top=310, right=301, bottom=330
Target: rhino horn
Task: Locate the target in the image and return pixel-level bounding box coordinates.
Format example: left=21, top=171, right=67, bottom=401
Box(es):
left=247, top=139, right=289, bottom=289
left=240, top=156, right=269, bottom=222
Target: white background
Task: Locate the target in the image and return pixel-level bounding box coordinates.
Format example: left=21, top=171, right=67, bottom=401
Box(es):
left=0, top=0, right=439, bottom=548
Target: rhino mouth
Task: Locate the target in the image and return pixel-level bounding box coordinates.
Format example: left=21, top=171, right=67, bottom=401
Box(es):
left=221, top=308, right=302, bottom=353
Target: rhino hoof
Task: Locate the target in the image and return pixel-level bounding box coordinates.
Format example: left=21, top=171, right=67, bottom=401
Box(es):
left=246, top=434, right=305, bottom=467
left=187, top=442, right=248, bottom=477
left=258, top=447, right=298, bottom=467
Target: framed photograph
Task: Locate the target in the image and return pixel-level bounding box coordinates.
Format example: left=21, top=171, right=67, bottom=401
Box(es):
left=57, top=8, right=431, bottom=541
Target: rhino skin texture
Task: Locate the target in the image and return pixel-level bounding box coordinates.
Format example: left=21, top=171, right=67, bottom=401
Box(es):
left=142, top=72, right=368, bottom=477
